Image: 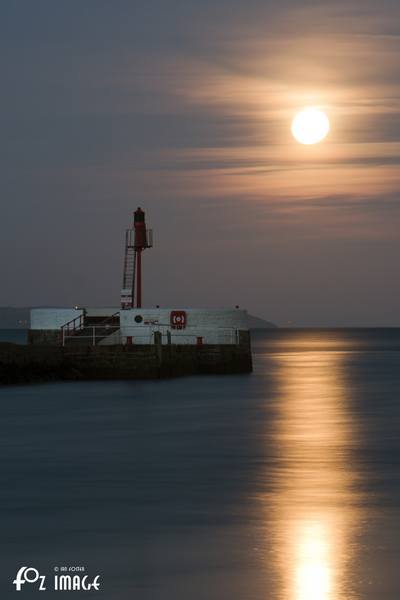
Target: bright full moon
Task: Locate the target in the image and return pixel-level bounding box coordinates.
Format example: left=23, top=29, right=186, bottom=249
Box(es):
left=291, top=108, right=330, bottom=145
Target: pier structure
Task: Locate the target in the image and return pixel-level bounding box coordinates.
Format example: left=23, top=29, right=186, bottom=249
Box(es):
left=29, top=307, right=249, bottom=347
left=24, top=209, right=253, bottom=380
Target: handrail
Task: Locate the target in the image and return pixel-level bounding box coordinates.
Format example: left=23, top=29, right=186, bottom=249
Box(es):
left=60, top=316, right=243, bottom=347
left=61, top=324, right=121, bottom=347
left=98, top=311, right=120, bottom=325
left=60, top=312, right=121, bottom=347
left=61, top=325, right=241, bottom=346
left=60, top=313, right=84, bottom=347
left=61, top=314, right=84, bottom=333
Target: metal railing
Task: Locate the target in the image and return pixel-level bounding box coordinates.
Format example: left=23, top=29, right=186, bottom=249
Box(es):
left=60, top=311, right=120, bottom=347
left=98, top=311, right=120, bottom=326
left=61, top=325, right=121, bottom=347
left=144, top=326, right=240, bottom=345
left=146, top=229, right=153, bottom=248
left=121, top=325, right=240, bottom=346
left=61, top=314, right=84, bottom=344
left=60, top=324, right=242, bottom=347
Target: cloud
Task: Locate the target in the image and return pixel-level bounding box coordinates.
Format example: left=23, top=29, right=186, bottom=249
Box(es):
left=2, top=0, right=400, bottom=322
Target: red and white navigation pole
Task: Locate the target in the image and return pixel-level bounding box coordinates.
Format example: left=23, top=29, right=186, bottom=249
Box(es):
left=120, top=208, right=153, bottom=309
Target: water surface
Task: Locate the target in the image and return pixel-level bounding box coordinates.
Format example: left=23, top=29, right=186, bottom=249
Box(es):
left=1, top=329, right=400, bottom=599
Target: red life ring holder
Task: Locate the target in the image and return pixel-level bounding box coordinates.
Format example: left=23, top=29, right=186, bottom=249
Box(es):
left=170, top=310, right=187, bottom=329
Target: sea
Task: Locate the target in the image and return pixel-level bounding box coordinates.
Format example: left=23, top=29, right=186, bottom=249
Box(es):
left=1, top=328, right=400, bottom=599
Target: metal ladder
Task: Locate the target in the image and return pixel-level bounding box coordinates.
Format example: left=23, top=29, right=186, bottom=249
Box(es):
left=122, top=229, right=136, bottom=304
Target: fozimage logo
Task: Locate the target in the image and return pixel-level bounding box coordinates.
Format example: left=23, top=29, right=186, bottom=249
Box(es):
left=13, top=566, right=101, bottom=592
left=13, top=567, right=46, bottom=591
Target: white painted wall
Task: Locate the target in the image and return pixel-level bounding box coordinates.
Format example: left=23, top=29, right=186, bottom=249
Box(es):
left=30, top=308, right=83, bottom=330
left=30, top=307, right=249, bottom=345
left=119, top=308, right=248, bottom=345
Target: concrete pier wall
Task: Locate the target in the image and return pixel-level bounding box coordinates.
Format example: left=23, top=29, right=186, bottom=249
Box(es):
left=29, top=307, right=249, bottom=346
left=120, top=308, right=248, bottom=345
left=0, top=331, right=252, bottom=384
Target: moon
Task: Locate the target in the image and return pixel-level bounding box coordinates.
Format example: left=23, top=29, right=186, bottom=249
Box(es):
left=291, top=108, right=330, bottom=145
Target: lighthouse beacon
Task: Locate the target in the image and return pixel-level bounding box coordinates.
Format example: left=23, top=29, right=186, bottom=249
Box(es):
left=120, top=207, right=153, bottom=310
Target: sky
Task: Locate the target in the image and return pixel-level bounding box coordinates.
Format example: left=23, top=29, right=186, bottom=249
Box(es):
left=1, top=0, right=400, bottom=326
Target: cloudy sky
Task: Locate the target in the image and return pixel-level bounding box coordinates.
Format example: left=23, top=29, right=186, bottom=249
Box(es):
left=1, top=0, right=400, bottom=326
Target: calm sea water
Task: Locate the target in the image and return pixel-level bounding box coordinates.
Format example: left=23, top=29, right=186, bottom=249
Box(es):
left=0, top=328, right=27, bottom=344
left=1, top=328, right=400, bottom=599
